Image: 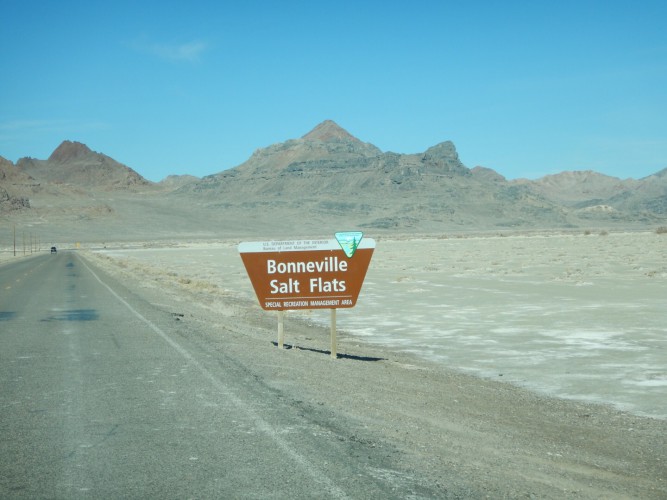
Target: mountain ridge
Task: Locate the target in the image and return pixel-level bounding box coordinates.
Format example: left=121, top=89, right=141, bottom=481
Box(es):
left=16, top=140, right=151, bottom=190
left=174, top=121, right=665, bottom=231
left=1, top=121, right=666, bottom=238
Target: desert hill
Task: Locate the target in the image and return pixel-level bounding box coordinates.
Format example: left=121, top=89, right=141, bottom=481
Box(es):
left=175, top=121, right=665, bottom=231
left=519, top=168, right=667, bottom=221
left=157, top=174, right=200, bottom=190
left=16, top=141, right=150, bottom=190
left=0, top=155, right=32, bottom=211
left=605, top=168, right=667, bottom=215
left=523, top=171, right=632, bottom=205
left=1, top=143, right=161, bottom=242
left=177, top=120, right=557, bottom=232
left=1, top=122, right=666, bottom=242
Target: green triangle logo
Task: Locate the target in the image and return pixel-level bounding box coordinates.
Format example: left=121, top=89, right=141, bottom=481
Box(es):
left=335, top=231, right=363, bottom=258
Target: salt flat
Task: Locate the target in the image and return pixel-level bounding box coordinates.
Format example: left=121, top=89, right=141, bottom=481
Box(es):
left=94, top=231, right=667, bottom=419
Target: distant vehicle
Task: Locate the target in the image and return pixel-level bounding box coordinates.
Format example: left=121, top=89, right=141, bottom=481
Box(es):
left=51, top=246, right=57, bottom=254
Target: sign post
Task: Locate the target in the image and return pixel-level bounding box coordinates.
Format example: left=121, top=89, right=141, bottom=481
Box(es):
left=278, top=310, right=285, bottom=349
left=239, top=234, right=375, bottom=357
left=330, top=308, right=337, bottom=358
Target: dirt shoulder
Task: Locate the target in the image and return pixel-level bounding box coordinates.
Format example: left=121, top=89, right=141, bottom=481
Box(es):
left=83, top=250, right=667, bottom=499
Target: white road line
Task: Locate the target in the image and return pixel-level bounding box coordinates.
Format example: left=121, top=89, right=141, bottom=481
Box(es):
left=76, top=254, right=348, bottom=499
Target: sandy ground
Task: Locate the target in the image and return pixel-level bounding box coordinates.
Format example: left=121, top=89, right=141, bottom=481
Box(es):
left=87, top=231, right=667, bottom=420
left=3, top=231, right=666, bottom=497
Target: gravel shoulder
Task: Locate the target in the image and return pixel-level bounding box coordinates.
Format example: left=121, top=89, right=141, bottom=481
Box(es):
left=82, top=249, right=667, bottom=499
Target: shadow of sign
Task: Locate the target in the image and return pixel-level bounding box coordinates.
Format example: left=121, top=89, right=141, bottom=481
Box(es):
left=271, top=341, right=385, bottom=362
left=41, top=309, right=99, bottom=322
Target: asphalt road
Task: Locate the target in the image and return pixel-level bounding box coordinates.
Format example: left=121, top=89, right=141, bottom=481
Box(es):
left=0, top=252, right=434, bottom=499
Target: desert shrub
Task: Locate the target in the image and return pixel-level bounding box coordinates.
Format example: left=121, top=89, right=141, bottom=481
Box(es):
left=599, top=230, right=609, bottom=236
left=656, top=226, right=667, bottom=234
left=584, top=230, right=592, bottom=236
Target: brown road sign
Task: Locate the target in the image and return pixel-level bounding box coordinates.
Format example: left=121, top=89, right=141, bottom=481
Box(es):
left=239, top=238, right=375, bottom=311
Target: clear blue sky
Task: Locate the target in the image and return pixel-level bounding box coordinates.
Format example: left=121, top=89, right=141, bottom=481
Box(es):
left=2, top=1, right=666, bottom=182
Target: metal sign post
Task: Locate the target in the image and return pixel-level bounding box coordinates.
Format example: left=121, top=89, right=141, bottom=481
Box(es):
left=277, top=310, right=285, bottom=349
left=330, top=308, right=337, bottom=359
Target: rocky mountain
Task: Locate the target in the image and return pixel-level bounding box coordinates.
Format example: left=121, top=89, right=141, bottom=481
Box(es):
left=522, top=171, right=632, bottom=206
left=174, top=121, right=602, bottom=230
left=2, top=122, right=666, bottom=241
left=517, top=168, right=667, bottom=218
left=0, top=155, right=32, bottom=211
left=1, top=143, right=158, bottom=241
left=157, top=174, right=200, bottom=190
left=605, top=168, right=667, bottom=215
left=16, top=141, right=150, bottom=190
